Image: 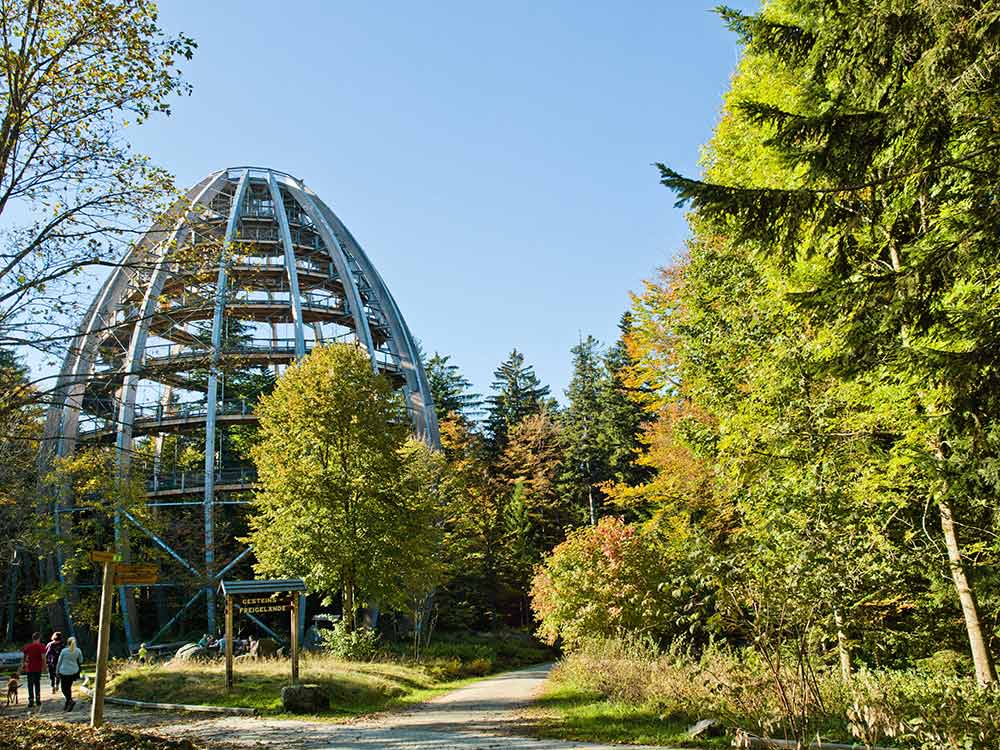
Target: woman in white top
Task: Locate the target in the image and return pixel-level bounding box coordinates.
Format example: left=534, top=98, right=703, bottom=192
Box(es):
left=55, top=636, right=84, bottom=711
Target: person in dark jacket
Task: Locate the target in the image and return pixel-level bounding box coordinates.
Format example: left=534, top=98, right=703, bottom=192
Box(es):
left=44, top=631, right=64, bottom=694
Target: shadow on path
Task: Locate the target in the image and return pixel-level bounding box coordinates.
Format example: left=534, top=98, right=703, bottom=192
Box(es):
left=20, top=664, right=663, bottom=750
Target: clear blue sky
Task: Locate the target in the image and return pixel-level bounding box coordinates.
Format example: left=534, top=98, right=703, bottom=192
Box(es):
left=128, top=0, right=757, bottom=401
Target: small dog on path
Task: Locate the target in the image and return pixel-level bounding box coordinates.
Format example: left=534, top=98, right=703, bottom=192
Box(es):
left=6, top=674, right=18, bottom=705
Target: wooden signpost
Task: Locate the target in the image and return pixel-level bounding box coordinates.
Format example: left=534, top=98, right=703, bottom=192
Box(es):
left=88, top=551, right=158, bottom=729
left=219, top=579, right=306, bottom=691
left=115, top=563, right=158, bottom=586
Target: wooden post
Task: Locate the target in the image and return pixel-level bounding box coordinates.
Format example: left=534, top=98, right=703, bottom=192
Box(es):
left=225, top=595, right=234, bottom=690
left=90, top=560, right=116, bottom=728
left=290, top=595, right=299, bottom=684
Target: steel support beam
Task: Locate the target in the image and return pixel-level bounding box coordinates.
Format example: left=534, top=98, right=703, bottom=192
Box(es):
left=147, top=590, right=204, bottom=646
left=203, top=169, right=251, bottom=635
left=44, top=166, right=442, bottom=651
left=281, top=181, right=377, bottom=366
left=112, top=174, right=228, bottom=649
left=121, top=510, right=201, bottom=578
left=213, top=546, right=254, bottom=582
left=268, top=173, right=306, bottom=357
left=309, top=193, right=439, bottom=443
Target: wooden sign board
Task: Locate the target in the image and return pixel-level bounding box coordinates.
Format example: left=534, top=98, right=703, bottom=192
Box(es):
left=236, top=594, right=293, bottom=614
left=115, top=563, right=158, bottom=585
left=89, top=551, right=116, bottom=564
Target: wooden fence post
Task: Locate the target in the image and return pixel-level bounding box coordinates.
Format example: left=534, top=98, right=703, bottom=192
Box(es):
left=290, top=595, right=299, bottom=684
left=225, top=595, right=234, bottom=690
left=89, top=559, right=116, bottom=728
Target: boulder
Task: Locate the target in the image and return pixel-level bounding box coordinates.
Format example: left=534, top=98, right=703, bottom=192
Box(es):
left=250, top=637, right=280, bottom=659
left=281, top=684, right=329, bottom=713
left=687, top=718, right=724, bottom=738
left=172, top=643, right=210, bottom=662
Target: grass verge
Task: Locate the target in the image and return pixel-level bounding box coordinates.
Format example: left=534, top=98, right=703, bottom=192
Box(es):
left=108, top=631, right=552, bottom=719
left=109, top=654, right=481, bottom=718
left=526, top=680, right=730, bottom=748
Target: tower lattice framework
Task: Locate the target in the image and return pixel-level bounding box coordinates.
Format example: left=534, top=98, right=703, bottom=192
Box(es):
left=42, top=167, right=438, bottom=648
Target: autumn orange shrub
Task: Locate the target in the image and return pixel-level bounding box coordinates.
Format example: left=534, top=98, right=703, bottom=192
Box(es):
left=530, top=517, right=677, bottom=648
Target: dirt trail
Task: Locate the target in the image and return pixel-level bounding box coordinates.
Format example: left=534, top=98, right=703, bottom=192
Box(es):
left=11, top=664, right=660, bottom=749
left=156, top=663, right=659, bottom=749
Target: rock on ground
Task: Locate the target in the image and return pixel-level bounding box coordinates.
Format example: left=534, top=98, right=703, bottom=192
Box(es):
left=281, top=684, right=330, bottom=713
left=172, top=644, right=210, bottom=662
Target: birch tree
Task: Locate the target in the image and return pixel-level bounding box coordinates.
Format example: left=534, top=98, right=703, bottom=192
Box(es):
left=0, top=0, right=194, bottom=416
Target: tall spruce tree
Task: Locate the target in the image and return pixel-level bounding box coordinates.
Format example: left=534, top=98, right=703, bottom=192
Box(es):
left=425, top=352, right=482, bottom=424
left=601, top=313, right=652, bottom=489
left=659, top=2, right=1000, bottom=684
left=486, top=350, right=551, bottom=452
left=561, top=336, right=609, bottom=525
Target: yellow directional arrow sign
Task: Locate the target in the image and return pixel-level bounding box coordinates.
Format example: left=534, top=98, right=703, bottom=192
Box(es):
left=114, top=563, right=158, bottom=585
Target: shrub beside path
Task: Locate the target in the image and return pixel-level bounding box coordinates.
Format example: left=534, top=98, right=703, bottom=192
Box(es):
left=13, top=663, right=662, bottom=749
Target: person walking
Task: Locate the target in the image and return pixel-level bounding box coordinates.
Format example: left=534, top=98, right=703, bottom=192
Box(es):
left=55, top=636, right=83, bottom=711
left=20, top=632, right=45, bottom=709
left=44, top=631, right=64, bottom=694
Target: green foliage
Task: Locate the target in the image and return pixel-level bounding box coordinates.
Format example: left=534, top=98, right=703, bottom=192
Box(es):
left=499, top=411, right=567, bottom=556
left=848, top=668, right=1000, bottom=750
left=46, top=445, right=164, bottom=629
left=425, top=352, right=482, bottom=423
left=385, top=630, right=554, bottom=679
left=546, top=637, right=851, bottom=747
left=0, top=351, right=42, bottom=635
left=247, top=344, right=440, bottom=622
left=320, top=621, right=380, bottom=661
left=0, top=0, right=195, bottom=371
left=535, top=6, right=1000, bottom=746
left=531, top=517, right=690, bottom=648
left=604, top=0, right=1000, bottom=686
left=548, top=637, right=1000, bottom=749
left=560, top=336, right=611, bottom=524
left=486, top=349, right=552, bottom=452
left=433, top=415, right=505, bottom=630
left=600, top=314, right=653, bottom=489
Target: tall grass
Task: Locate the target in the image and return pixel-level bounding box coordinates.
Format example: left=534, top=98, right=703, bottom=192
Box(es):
left=550, top=638, right=1000, bottom=749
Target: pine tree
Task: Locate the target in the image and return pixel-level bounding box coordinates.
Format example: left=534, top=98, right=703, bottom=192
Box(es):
left=424, top=352, right=482, bottom=424
left=500, top=410, right=567, bottom=551
left=600, top=313, right=652, bottom=489
left=486, top=350, right=551, bottom=452
left=560, top=336, right=608, bottom=525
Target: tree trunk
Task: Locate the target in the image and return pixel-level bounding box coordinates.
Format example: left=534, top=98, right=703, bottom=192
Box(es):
left=939, top=498, right=996, bottom=686
left=343, top=573, right=356, bottom=632
left=833, top=609, right=851, bottom=680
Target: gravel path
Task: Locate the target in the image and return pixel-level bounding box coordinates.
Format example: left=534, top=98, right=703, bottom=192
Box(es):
left=11, top=664, right=660, bottom=749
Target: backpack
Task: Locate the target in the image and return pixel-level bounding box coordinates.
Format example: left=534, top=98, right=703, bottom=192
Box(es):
left=45, top=641, right=63, bottom=668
